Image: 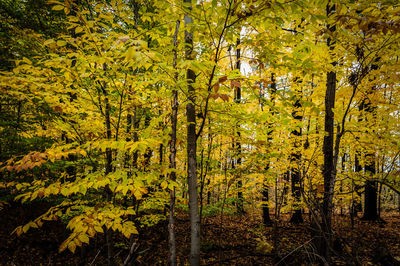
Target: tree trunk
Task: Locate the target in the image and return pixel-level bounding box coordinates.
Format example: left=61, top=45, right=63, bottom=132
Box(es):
left=200, top=126, right=213, bottom=225
left=318, top=2, right=337, bottom=260
left=322, top=70, right=336, bottom=228
left=361, top=68, right=379, bottom=221
left=290, top=79, right=303, bottom=224
left=361, top=151, right=378, bottom=220
left=234, top=38, right=244, bottom=214
left=143, top=109, right=153, bottom=168
left=398, top=192, right=400, bottom=214
left=102, top=64, right=114, bottom=266
left=184, top=0, right=201, bottom=264
left=168, top=19, right=180, bottom=266
left=362, top=181, right=379, bottom=220
left=262, top=73, right=276, bottom=226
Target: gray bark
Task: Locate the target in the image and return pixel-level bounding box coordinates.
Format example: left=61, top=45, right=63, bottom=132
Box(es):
left=184, top=1, right=201, bottom=264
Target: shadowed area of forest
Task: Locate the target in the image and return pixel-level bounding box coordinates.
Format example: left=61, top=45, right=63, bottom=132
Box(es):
left=1, top=203, right=400, bottom=265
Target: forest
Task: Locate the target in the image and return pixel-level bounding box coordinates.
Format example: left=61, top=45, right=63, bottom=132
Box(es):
left=0, top=0, right=400, bottom=265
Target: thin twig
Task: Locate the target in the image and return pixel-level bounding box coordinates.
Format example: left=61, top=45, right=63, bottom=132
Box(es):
left=89, top=249, right=101, bottom=266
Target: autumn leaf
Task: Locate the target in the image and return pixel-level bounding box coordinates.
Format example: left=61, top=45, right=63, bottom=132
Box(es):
left=231, top=80, right=241, bottom=88
left=218, top=76, right=228, bottom=83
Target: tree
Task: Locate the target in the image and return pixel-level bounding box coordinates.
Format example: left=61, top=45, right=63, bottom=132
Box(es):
left=319, top=3, right=337, bottom=259
left=168, top=17, right=180, bottom=266
left=289, top=78, right=304, bottom=224
left=184, top=0, right=200, bottom=264
left=233, top=38, right=244, bottom=214
left=261, top=72, right=276, bottom=226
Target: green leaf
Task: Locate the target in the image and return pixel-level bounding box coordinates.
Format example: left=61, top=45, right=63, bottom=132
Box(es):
left=79, top=185, right=87, bottom=195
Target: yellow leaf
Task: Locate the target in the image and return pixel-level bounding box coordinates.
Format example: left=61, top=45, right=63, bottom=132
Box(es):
left=23, top=223, right=30, bottom=233
left=87, top=226, right=96, bottom=237
left=143, top=62, right=152, bottom=70
left=127, top=225, right=138, bottom=235
left=122, top=229, right=131, bottom=238
left=105, top=222, right=112, bottom=229
left=75, top=26, right=83, bottom=34
left=68, top=241, right=76, bottom=253
left=59, top=240, right=68, bottom=253
left=94, top=226, right=104, bottom=233
left=61, top=187, right=69, bottom=196
left=125, top=47, right=136, bottom=61
left=74, top=237, right=81, bottom=247
left=121, top=186, right=129, bottom=196
left=12, top=226, right=23, bottom=236
left=133, top=190, right=142, bottom=200
left=31, top=191, right=38, bottom=200
left=160, top=181, right=168, bottom=190
left=78, top=234, right=90, bottom=244
left=22, top=57, right=32, bottom=65
left=79, top=149, right=87, bottom=157
left=29, top=221, right=39, bottom=229
left=57, top=40, right=67, bottom=46
left=139, top=187, right=148, bottom=194
left=52, top=5, right=64, bottom=11
left=112, top=223, right=118, bottom=231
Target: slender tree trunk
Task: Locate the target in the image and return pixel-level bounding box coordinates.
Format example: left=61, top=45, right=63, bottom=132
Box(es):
left=234, top=38, right=244, bottom=214
left=184, top=1, right=200, bottom=264
left=318, top=3, right=337, bottom=260
left=64, top=18, right=78, bottom=180
left=132, top=108, right=139, bottom=167
left=353, top=100, right=365, bottom=219
left=378, top=181, right=383, bottom=217
left=102, top=64, right=114, bottom=266
left=340, top=154, right=346, bottom=216
left=131, top=0, right=140, bottom=173
left=262, top=73, right=276, bottom=226
left=354, top=153, right=362, bottom=218
left=282, top=171, right=290, bottom=206
left=200, top=127, right=213, bottom=225
left=322, top=68, right=336, bottom=226
left=398, top=192, right=400, bottom=214
left=143, top=109, right=153, bottom=168
left=361, top=85, right=379, bottom=221
left=168, top=19, right=180, bottom=266
left=290, top=79, right=303, bottom=224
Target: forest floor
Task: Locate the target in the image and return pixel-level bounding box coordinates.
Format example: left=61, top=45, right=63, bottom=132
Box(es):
left=1, top=202, right=400, bottom=265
